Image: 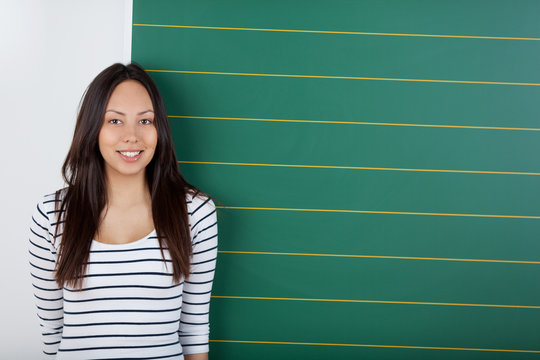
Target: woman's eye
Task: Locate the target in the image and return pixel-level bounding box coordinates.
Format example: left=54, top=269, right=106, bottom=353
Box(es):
left=108, top=119, right=122, bottom=125
left=140, top=119, right=153, bottom=125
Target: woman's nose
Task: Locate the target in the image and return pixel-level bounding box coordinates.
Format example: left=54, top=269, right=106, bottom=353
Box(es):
left=122, top=122, right=139, bottom=142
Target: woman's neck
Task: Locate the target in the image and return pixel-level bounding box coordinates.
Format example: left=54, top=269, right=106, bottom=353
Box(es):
left=105, top=172, right=151, bottom=208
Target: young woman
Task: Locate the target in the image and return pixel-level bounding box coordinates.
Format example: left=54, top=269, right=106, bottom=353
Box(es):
left=29, top=63, right=217, bottom=360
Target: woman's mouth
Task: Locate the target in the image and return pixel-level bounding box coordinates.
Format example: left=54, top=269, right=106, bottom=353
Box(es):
left=117, top=150, right=143, bottom=162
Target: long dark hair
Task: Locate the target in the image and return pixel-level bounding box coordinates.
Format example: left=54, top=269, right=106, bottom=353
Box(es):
left=55, top=63, right=198, bottom=288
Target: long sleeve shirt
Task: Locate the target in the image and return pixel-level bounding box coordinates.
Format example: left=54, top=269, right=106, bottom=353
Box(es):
left=29, top=191, right=218, bottom=359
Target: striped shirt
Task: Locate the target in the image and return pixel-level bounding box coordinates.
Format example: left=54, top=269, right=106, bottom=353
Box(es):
left=29, top=191, right=218, bottom=360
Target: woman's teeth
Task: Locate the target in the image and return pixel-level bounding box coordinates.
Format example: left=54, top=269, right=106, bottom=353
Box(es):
left=119, top=151, right=142, bottom=157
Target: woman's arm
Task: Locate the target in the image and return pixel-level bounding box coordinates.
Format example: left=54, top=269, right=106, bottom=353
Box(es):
left=179, top=196, right=218, bottom=357
left=29, top=197, right=64, bottom=358
left=185, top=353, right=208, bottom=360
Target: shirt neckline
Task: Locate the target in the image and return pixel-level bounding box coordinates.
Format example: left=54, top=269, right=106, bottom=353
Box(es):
left=92, top=229, right=156, bottom=248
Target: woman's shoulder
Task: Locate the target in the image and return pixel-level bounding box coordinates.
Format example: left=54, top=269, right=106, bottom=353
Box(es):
left=186, top=190, right=218, bottom=239
left=35, top=189, right=65, bottom=216
left=32, top=189, right=66, bottom=248
left=186, top=190, right=216, bottom=217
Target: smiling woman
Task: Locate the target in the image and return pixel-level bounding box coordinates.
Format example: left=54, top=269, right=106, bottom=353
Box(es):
left=28, top=63, right=217, bottom=360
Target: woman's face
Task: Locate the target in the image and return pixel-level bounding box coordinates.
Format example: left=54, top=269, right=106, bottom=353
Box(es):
left=98, top=80, right=158, bottom=180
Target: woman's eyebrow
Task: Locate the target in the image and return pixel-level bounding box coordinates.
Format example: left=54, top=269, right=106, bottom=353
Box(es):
left=105, top=109, right=125, bottom=115
left=137, top=109, right=154, bottom=115
left=105, top=109, right=154, bottom=115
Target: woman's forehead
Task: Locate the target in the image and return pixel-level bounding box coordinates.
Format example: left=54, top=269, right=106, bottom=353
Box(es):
left=106, top=80, right=154, bottom=112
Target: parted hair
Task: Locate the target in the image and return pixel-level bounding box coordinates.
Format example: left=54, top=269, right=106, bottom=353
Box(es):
left=54, top=63, right=199, bottom=288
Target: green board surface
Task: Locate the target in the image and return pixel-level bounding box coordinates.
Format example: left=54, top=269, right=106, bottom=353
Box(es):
left=132, top=1, right=540, bottom=358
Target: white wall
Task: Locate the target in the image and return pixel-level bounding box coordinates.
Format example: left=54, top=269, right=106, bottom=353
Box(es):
left=0, top=0, right=132, bottom=356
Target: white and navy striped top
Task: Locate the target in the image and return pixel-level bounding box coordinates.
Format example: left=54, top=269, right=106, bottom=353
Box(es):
left=29, top=191, right=218, bottom=360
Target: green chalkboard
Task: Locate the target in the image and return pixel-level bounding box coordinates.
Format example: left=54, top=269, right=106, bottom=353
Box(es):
left=132, top=1, right=540, bottom=358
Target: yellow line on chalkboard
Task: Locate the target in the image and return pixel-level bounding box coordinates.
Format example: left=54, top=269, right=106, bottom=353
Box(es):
left=147, top=69, right=540, bottom=86
left=212, top=295, right=540, bottom=309
left=178, top=160, right=540, bottom=176
left=209, top=339, right=540, bottom=353
left=218, top=250, right=540, bottom=265
left=133, top=23, right=540, bottom=41
left=216, top=206, right=540, bottom=220
left=170, top=115, right=540, bottom=132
